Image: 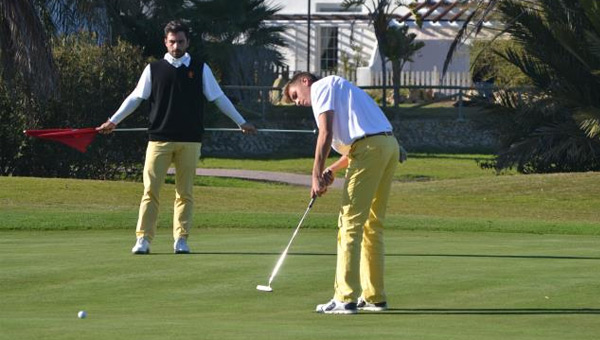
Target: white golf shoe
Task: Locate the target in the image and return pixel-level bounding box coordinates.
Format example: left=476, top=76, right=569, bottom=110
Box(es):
left=173, top=238, right=190, bottom=254
left=315, top=299, right=357, bottom=314
left=131, top=237, right=150, bottom=254
left=357, top=297, right=388, bottom=311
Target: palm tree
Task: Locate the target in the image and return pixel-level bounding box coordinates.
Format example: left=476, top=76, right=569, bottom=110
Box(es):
left=0, top=0, right=113, bottom=100
left=385, top=23, right=424, bottom=106
left=103, top=0, right=190, bottom=58
left=343, top=0, right=396, bottom=107
left=343, top=0, right=423, bottom=107
left=185, top=0, right=287, bottom=84
left=1, top=0, right=286, bottom=99
left=0, top=0, right=56, bottom=99
left=178, top=0, right=287, bottom=110
left=461, top=0, right=600, bottom=173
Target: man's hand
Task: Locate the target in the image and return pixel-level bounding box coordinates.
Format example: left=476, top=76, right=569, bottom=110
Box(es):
left=240, top=122, right=257, bottom=134
left=311, top=174, right=328, bottom=198
left=96, top=119, right=116, bottom=134
left=312, top=169, right=335, bottom=198
left=322, top=168, right=335, bottom=187
left=399, top=145, right=408, bottom=163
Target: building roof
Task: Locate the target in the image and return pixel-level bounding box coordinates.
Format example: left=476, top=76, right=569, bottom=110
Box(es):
left=268, top=0, right=477, bottom=23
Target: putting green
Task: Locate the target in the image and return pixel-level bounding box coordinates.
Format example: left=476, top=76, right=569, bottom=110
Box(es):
left=1, top=229, right=599, bottom=340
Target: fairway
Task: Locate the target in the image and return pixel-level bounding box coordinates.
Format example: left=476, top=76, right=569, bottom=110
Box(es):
left=1, top=229, right=599, bottom=340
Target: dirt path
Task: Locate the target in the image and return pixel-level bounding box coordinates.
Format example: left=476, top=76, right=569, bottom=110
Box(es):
left=168, top=168, right=344, bottom=189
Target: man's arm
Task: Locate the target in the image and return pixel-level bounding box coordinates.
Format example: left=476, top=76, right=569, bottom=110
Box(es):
left=311, top=110, right=334, bottom=198
left=96, top=95, right=144, bottom=134
left=213, top=95, right=256, bottom=133
left=322, top=155, right=348, bottom=186
left=203, top=64, right=256, bottom=133
left=325, top=155, right=349, bottom=173
left=96, top=65, right=151, bottom=134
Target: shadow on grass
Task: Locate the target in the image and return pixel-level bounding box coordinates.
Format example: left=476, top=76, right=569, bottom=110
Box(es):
left=369, top=308, right=600, bottom=315
left=148, top=252, right=600, bottom=260
left=387, top=253, right=600, bottom=260
left=406, top=154, right=490, bottom=161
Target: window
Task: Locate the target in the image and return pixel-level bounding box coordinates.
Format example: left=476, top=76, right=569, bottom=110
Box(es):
left=319, top=27, right=338, bottom=71
left=316, top=3, right=362, bottom=12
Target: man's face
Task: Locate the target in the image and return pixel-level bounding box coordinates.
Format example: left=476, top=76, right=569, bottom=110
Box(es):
left=164, top=31, right=189, bottom=58
left=286, top=77, right=312, bottom=107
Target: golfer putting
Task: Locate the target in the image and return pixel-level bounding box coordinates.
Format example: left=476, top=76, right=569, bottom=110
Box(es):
left=96, top=20, right=256, bottom=254
left=284, top=72, right=400, bottom=314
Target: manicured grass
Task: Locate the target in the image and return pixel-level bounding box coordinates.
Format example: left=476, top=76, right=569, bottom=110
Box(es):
left=1, top=171, right=598, bottom=234
left=1, top=161, right=599, bottom=339
left=165, top=174, right=287, bottom=188
left=1, top=229, right=599, bottom=340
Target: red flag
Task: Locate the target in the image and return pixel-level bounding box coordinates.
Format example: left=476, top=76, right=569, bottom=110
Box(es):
left=24, top=128, right=99, bottom=153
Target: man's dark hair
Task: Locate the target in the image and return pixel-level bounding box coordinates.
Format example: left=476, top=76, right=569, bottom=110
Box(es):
left=164, top=20, right=189, bottom=39
left=288, top=72, right=319, bottom=85
left=283, top=72, right=320, bottom=103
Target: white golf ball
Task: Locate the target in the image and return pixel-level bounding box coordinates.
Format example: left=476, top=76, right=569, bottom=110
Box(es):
left=77, top=310, right=87, bottom=319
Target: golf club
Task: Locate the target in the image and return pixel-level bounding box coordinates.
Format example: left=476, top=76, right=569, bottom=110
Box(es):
left=114, top=128, right=317, bottom=134
left=256, top=196, right=316, bottom=293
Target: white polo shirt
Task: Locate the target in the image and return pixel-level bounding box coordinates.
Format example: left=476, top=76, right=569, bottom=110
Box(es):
left=311, top=75, right=392, bottom=155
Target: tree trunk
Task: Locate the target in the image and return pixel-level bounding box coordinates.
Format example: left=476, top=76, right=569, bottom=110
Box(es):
left=379, top=51, right=387, bottom=108
left=391, top=59, right=401, bottom=107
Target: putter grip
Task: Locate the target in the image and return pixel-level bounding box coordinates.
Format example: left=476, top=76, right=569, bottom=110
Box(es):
left=308, top=196, right=316, bottom=208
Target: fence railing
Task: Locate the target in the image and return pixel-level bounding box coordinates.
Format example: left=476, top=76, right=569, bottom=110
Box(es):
left=222, top=83, right=478, bottom=120
left=359, top=84, right=473, bottom=120
left=320, top=69, right=358, bottom=83
left=368, top=67, right=472, bottom=95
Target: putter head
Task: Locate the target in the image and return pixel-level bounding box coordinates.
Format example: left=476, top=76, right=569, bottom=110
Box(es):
left=256, top=285, right=273, bottom=292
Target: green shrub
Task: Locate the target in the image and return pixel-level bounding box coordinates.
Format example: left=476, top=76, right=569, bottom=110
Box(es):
left=470, top=39, right=531, bottom=88
left=2, top=34, right=150, bottom=179
left=0, top=80, right=31, bottom=175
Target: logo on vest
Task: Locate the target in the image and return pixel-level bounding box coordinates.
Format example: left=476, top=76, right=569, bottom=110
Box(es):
left=188, top=70, right=194, bottom=79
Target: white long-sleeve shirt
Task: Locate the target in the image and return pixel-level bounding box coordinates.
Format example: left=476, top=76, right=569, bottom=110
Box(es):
left=109, top=53, right=246, bottom=126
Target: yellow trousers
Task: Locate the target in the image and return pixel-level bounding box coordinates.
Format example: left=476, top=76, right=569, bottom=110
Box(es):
left=136, top=141, right=201, bottom=241
left=334, top=135, right=399, bottom=304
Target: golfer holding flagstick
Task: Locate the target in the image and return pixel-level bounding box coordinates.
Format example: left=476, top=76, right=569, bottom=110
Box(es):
left=97, top=20, right=256, bottom=254
left=284, top=72, right=400, bottom=314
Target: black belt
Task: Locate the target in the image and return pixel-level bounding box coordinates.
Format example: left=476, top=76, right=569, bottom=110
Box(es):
left=354, top=131, right=393, bottom=143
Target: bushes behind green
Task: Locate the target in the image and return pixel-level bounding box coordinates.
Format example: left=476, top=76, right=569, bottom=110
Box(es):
left=1, top=34, right=149, bottom=179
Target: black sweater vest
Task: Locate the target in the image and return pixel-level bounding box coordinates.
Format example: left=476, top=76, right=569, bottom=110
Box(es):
left=148, top=58, right=205, bottom=142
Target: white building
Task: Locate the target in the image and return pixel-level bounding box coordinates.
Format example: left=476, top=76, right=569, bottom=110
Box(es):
left=266, top=0, right=487, bottom=87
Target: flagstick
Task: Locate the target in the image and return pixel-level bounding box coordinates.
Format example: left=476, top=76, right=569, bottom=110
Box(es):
left=114, top=128, right=147, bottom=132
left=114, top=128, right=317, bottom=134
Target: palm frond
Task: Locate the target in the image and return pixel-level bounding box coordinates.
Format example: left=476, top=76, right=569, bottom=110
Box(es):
left=342, top=0, right=366, bottom=9
left=0, top=0, right=57, bottom=99
left=442, top=0, right=500, bottom=76
left=574, top=107, right=600, bottom=139
left=496, top=121, right=600, bottom=173
left=581, top=0, right=600, bottom=35
left=501, top=49, right=553, bottom=90
left=470, top=0, right=600, bottom=173
left=442, top=7, right=478, bottom=76
left=585, top=30, right=600, bottom=62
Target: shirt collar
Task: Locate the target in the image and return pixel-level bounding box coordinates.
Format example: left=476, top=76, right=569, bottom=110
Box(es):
left=164, top=52, right=191, bottom=68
